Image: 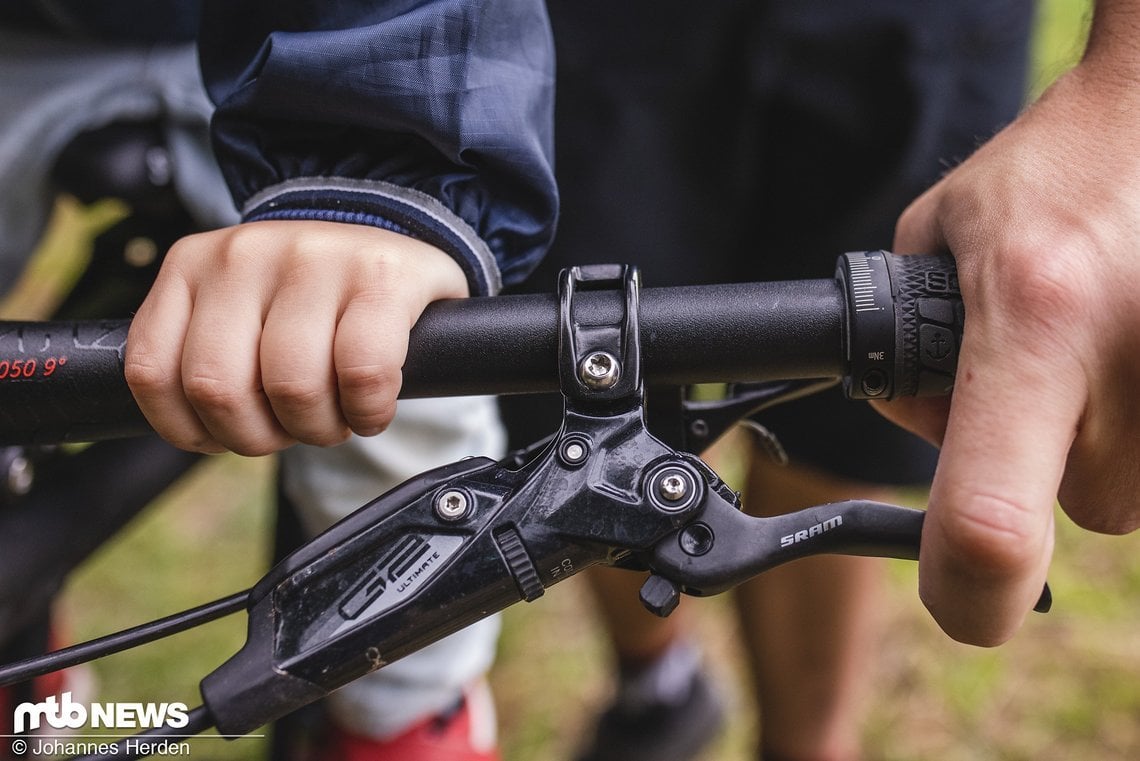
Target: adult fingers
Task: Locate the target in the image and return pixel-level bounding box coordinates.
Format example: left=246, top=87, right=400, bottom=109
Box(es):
left=918, top=328, right=1073, bottom=645
left=894, top=195, right=1080, bottom=646
left=871, top=395, right=951, bottom=448
left=871, top=193, right=956, bottom=447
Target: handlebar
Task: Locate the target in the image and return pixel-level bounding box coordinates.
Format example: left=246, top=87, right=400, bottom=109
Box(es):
left=0, top=251, right=962, bottom=444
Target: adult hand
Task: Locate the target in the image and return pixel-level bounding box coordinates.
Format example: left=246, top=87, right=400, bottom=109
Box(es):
left=881, top=57, right=1140, bottom=645
left=125, top=220, right=468, bottom=456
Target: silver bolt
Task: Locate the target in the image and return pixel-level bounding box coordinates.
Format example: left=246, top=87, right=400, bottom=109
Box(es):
left=579, top=351, right=620, bottom=390
left=658, top=473, right=688, bottom=502
left=6, top=455, right=33, bottom=497
left=558, top=436, right=590, bottom=466
left=435, top=490, right=469, bottom=521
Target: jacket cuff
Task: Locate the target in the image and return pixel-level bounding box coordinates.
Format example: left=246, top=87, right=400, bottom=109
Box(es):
left=241, top=177, right=503, bottom=296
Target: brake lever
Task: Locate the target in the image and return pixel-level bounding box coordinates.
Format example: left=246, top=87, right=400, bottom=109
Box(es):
left=638, top=490, right=1052, bottom=617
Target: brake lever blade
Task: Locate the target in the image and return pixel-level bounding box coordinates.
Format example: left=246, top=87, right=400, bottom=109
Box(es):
left=646, top=498, right=1051, bottom=612
left=649, top=499, right=921, bottom=595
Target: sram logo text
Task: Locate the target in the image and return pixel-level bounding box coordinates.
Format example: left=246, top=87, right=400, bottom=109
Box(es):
left=780, top=515, right=842, bottom=547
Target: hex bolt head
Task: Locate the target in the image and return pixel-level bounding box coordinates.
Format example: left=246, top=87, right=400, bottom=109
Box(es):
left=648, top=466, right=700, bottom=513
left=658, top=473, right=688, bottom=502
left=579, top=351, right=621, bottom=390
left=435, top=489, right=469, bottom=521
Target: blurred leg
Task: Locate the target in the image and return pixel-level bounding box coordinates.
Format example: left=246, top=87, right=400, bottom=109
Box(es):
left=585, top=566, right=689, bottom=668
left=573, top=564, right=725, bottom=761
left=727, top=443, right=891, bottom=761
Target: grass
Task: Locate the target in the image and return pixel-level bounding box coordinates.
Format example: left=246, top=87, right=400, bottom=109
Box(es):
left=56, top=456, right=275, bottom=760
left=13, top=2, right=1134, bottom=759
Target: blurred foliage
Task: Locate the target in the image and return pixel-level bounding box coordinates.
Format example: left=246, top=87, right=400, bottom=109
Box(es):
left=1030, top=0, right=1093, bottom=99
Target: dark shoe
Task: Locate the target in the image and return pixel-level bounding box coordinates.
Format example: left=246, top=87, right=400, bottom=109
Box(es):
left=575, top=667, right=725, bottom=761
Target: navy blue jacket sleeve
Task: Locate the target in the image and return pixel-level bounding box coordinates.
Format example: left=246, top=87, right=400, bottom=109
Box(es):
left=198, top=0, right=557, bottom=295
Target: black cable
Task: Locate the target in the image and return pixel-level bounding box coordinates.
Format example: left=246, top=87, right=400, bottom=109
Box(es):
left=0, top=590, right=249, bottom=687
left=71, top=705, right=216, bottom=761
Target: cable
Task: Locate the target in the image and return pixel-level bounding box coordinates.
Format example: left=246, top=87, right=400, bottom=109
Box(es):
left=0, top=590, right=249, bottom=687
left=71, top=705, right=216, bottom=761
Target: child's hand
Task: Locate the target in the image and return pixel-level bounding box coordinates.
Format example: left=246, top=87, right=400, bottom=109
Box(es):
left=125, top=221, right=469, bottom=455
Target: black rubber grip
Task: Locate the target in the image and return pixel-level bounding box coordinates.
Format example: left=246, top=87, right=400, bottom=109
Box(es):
left=0, top=253, right=960, bottom=444
left=837, top=251, right=963, bottom=400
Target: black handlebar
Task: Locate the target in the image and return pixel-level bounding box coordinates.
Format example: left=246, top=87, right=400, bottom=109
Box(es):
left=0, top=251, right=962, bottom=445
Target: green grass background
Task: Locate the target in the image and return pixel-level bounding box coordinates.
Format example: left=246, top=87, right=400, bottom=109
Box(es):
left=19, top=2, right=1140, bottom=759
